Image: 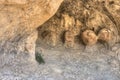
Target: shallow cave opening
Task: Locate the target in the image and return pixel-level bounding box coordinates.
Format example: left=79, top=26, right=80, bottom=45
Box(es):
left=34, top=0, right=120, bottom=66
left=36, top=0, right=119, bottom=52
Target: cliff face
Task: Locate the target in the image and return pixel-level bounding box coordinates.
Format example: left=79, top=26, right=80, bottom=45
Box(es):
left=0, top=0, right=63, bottom=60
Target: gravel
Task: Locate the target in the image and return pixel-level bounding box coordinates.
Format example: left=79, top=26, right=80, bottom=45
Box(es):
left=0, top=44, right=120, bottom=80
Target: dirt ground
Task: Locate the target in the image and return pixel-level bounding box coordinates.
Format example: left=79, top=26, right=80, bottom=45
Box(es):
left=0, top=42, right=120, bottom=80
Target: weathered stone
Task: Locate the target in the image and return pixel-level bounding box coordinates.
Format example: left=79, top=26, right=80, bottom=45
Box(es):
left=61, top=14, right=75, bottom=31
left=98, top=28, right=116, bottom=48
left=81, top=30, right=98, bottom=46
left=0, top=0, right=63, bottom=56
left=98, top=28, right=112, bottom=42
left=37, top=0, right=120, bottom=48
left=64, top=31, right=75, bottom=48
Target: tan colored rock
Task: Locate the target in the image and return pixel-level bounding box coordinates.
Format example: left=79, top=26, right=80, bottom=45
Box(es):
left=72, top=19, right=83, bottom=36
left=64, top=31, right=75, bottom=48
left=0, top=0, right=63, bottom=41
left=98, top=28, right=116, bottom=48
left=37, top=0, right=120, bottom=48
left=82, top=30, right=98, bottom=46
left=98, top=28, right=112, bottom=42
left=0, top=0, right=63, bottom=60
left=86, top=11, right=105, bottom=32
left=61, top=14, right=75, bottom=30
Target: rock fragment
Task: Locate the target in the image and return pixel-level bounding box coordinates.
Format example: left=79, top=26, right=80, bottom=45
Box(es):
left=82, top=30, right=98, bottom=46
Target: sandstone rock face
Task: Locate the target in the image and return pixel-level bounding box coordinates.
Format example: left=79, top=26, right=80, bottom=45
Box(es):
left=38, top=0, right=120, bottom=48
left=0, top=0, right=63, bottom=59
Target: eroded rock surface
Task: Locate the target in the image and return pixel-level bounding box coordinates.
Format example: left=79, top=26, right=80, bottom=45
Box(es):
left=38, top=0, right=120, bottom=48
left=0, top=0, right=120, bottom=79
left=0, top=0, right=63, bottom=58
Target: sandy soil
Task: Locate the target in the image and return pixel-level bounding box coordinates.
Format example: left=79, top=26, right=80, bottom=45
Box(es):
left=0, top=43, right=120, bottom=80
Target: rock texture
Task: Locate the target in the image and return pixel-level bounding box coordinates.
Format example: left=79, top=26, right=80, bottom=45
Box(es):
left=81, top=29, right=98, bottom=46
left=0, top=0, right=120, bottom=79
left=38, top=0, right=120, bottom=48
left=1, top=0, right=120, bottom=54
left=0, top=0, right=63, bottom=59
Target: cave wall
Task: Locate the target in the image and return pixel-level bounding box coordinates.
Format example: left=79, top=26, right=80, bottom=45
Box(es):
left=0, top=0, right=120, bottom=61
left=37, top=0, right=120, bottom=48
